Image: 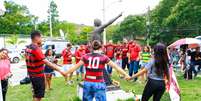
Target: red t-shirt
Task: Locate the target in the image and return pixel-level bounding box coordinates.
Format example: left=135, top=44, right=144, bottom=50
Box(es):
left=25, top=44, right=45, bottom=77
left=129, top=44, right=141, bottom=61
left=81, top=53, right=110, bottom=82
left=75, top=49, right=86, bottom=63
left=62, top=48, right=72, bottom=64
left=115, top=45, right=122, bottom=60
left=122, top=44, right=129, bottom=59
left=104, top=44, right=116, bottom=58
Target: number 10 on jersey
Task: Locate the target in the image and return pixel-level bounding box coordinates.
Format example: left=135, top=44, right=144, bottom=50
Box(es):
left=88, top=57, right=100, bottom=69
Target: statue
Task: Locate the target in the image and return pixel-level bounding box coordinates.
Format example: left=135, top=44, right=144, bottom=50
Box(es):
left=91, top=13, right=122, bottom=43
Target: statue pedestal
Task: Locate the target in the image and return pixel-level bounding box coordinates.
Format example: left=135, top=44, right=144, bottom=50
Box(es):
left=77, top=82, right=134, bottom=101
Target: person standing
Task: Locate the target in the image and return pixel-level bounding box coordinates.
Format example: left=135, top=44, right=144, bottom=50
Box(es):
left=75, top=45, right=86, bottom=81
left=62, top=43, right=74, bottom=85
left=65, top=40, right=130, bottom=101
left=189, top=47, right=201, bottom=78
left=128, top=41, right=141, bottom=81
left=44, top=49, right=55, bottom=91
left=0, top=49, right=11, bottom=101
left=139, top=46, right=151, bottom=81
left=104, top=40, right=116, bottom=76
left=121, top=40, right=129, bottom=70
left=130, top=43, right=170, bottom=101
left=25, top=31, right=65, bottom=101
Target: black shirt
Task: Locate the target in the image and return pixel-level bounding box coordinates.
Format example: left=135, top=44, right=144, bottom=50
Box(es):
left=189, top=51, right=201, bottom=62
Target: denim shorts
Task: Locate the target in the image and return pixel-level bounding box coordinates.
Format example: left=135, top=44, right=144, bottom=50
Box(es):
left=83, top=81, right=107, bottom=101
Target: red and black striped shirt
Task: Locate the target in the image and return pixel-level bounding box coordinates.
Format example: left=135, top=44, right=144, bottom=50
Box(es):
left=81, top=53, right=110, bottom=82
left=25, top=44, right=45, bottom=77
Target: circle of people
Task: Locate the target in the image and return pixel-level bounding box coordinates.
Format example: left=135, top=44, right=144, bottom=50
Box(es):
left=0, top=31, right=172, bottom=101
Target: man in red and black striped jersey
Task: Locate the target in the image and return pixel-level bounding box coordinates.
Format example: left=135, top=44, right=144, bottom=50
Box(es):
left=25, top=31, right=65, bottom=101
left=65, top=40, right=130, bottom=101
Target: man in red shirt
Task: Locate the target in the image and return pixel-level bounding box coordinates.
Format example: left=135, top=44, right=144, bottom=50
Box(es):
left=122, top=40, right=130, bottom=70
left=75, top=45, right=86, bottom=81
left=128, top=41, right=141, bottom=81
left=62, top=43, right=73, bottom=85
left=104, top=40, right=116, bottom=75
left=25, top=31, right=65, bottom=101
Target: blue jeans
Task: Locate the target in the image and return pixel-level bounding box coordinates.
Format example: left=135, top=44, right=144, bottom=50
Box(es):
left=107, top=58, right=114, bottom=75
left=129, top=60, right=139, bottom=79
left=83, top=81, right=107, bottom=101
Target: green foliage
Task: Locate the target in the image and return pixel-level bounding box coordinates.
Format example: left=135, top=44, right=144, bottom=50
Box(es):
left=112, top=15, right=146, bottom=42
left=47, top=0, right=59, bottom=37
left=6, top=34, right=26, bottom=45
left=0, top=1, right=35, bottom=34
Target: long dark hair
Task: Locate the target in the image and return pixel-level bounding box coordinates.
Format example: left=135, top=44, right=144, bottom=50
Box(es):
left=153, top=43, right=169, bottom=80
left=45, top=49, right=52, bottom=56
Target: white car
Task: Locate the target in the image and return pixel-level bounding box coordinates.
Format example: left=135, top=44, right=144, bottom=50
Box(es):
left=8, top=49, right=21, bottom=63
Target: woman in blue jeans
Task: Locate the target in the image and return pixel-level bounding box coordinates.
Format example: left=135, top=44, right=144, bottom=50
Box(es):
left=65, top=40, right=130, bottom=101
left=130, top=43, right=170, bottom=101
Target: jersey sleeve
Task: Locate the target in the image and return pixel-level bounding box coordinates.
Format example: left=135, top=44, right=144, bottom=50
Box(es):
left=34, top=48, right=45, bottom=61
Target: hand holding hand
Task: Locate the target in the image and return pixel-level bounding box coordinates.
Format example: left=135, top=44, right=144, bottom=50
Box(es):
left=124, top=75, right=131, bottom=81
left=59, top=71, right=66, bottom=77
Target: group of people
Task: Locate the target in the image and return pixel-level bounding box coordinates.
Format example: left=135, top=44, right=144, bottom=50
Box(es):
left=0, top=30, right=171, bottom=101
left=169, top=45, right=201, bottom=80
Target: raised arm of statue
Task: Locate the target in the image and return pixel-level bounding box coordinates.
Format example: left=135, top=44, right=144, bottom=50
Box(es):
left=99, top=13, right=122, bottom=30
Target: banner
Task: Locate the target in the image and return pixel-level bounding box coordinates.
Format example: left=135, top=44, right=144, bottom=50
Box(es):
left=168, top=65, right=180, bottom=101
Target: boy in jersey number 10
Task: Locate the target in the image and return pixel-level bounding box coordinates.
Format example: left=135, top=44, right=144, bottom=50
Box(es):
left=64, top=40, right=131, bottom=101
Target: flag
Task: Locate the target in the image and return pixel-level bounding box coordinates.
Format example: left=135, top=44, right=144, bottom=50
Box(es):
left=168, top=65, right=181, bottom=101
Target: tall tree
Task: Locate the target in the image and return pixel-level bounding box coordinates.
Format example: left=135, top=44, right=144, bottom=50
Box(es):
left=113, top=15, right=146, bottom=42
left=0, top=1, right=35, bottom=34
left=48, top=0, right=59, bottom=36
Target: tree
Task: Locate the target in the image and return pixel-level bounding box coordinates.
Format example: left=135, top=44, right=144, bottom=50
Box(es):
left=6, top=34, right=26, bottom=47
left=0, top=1, right=35, bottom=35
left=112, top=15, right=146, bottom=42
left=79, top=26, right=94, bottom=44
left=48, top=0, right=59, bottom=36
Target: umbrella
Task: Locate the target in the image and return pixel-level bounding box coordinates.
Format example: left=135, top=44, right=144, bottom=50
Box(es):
left=168, top=38, right=201, bottom=48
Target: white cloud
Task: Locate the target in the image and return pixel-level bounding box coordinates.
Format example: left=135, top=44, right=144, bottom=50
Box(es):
left=9, top=0, right=160, bottom=25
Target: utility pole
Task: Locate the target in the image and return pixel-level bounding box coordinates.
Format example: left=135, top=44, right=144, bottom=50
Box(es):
left=102, top=0, right=122, bottom=45
left=102, top=0, right=106, bottom=45
left=146, top=6, right=150, bottom=45
left=49, top=0, right=53, bottom=38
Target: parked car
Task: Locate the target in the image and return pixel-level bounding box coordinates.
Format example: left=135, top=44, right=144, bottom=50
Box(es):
left=42, top=39, right=71, bottom=58
left=8, top=48, right=21, bottom=63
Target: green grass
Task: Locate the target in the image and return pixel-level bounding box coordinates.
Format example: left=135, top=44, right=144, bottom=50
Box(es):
left=6, top=72, right=201, bottom=101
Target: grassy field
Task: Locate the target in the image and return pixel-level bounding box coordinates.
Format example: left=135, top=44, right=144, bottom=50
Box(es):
left=6, top=72, right=201, bottom=101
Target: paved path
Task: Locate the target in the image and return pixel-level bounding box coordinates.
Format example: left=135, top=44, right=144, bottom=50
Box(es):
left=9, top=61, right=27, bottom=86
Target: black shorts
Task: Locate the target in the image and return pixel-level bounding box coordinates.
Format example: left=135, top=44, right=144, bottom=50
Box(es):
left=30, top=77, right=45, bottom=98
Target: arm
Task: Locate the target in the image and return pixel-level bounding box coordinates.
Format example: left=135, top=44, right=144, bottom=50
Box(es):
left=99, top=13, right=122, bottom=29
left=43, top=59, right=65, bottom=76
left=131, top=68, right=148, bottom=79
left=107, top=60, right=130, bottom=80
left=65, top=61, right=84, bottom=74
